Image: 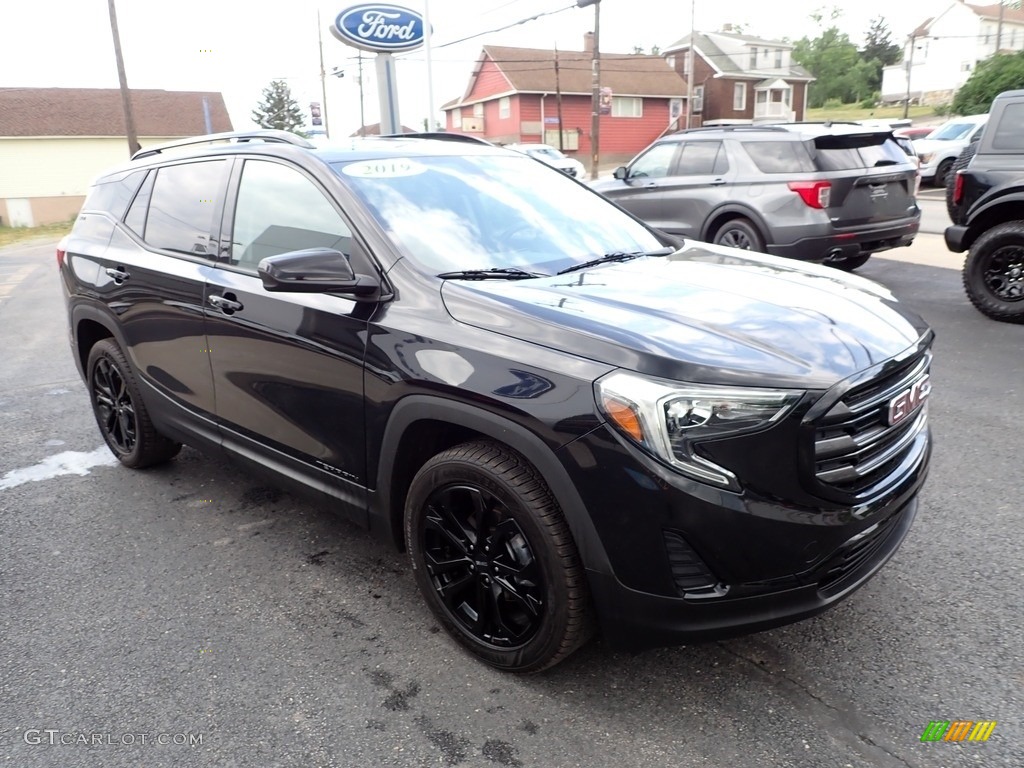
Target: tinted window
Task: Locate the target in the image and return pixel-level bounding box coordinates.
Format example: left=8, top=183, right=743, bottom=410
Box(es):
left=676, top=142, right=724, bottom=175
left=82, top=170, right=147, bottom=219
left=145, top=161, right=229, bottom=256
left=629, top=143, right=679, bottom=178
left=231, top=160, right=353, bottom=269
left=744, top=141, right=813, bottom=173
left=123, top=170, right=154, bottom=238
left=812, top=135, right=909, bottom=171
left=993, top=103, right=1024, bottom=150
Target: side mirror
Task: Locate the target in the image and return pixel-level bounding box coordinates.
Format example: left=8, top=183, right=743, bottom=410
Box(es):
left=258, top=248, right=378, bottom=296
left=613, top=166, right=628, bottom=180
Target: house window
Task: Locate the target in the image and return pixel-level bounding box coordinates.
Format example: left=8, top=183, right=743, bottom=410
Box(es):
left=667, top=55, right=676, bottom=69
left=733, top=83, right=747, bottom=111
left=499, top=96, right=510, bottom=119
left=611, top=96, right=643, bottom=117
left=693, top=85, right=704, bottom=113
left=1011, top=29, right=1018, bottom=48
left=452, top=110, right=462, bottom=128
left=775, top=49, right=783, bottom=68
left=473, top=102, right=483, bottom=117
left=749, top=47, right=758, bottom=68
left=682, top=55, right=689, bottom=75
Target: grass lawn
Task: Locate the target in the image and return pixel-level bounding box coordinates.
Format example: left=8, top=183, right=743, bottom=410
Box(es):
left=0, top=220, right=74, bottom=249
left=805, top=105, right=939, bottom=123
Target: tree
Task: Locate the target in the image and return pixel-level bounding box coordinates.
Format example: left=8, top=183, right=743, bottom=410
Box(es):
left=953, top=50, right=1024, bottom=114
left=793, top=19, right=875, bottom=108
left=252, top=80, right=306, bottom=134
left=860, top=16, right=902, bottom=92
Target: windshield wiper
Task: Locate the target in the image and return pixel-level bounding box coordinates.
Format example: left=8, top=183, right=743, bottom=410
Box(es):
left=556, top=247, right=675, bottom=275
left=436, top=267, right=548, bottom=280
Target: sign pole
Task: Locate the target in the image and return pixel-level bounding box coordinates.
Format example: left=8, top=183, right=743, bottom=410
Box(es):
left=375, top=53, right=401, bottom=135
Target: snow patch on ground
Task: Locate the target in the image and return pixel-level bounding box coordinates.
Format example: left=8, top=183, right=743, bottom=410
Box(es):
left=0, top=446, right=119, bottom=490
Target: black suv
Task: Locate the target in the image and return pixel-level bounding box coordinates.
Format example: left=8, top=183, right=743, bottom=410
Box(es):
left=945, top=89, right=1024, bottom=323
left=60, top=130, right=933, bottom=672
left=591, top=124, right=921, bottom=271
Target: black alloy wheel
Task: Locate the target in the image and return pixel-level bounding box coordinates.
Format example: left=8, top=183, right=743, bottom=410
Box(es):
left=421, top=484, right=544, bottom=648
left=962, top=221, right=1024, bottom=323
left=86, top=339, right=182, bottom=467
left=405, top=441, right=593, bottom=672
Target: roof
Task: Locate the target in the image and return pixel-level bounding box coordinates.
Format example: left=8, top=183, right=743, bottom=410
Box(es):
left=446, top=45, right=686, bottom=106
left=662, top=32, right=813, bottom=81
left=966, top=2, right=1024, bottom=24
left=349, top=123, right=418, bottom=136
left=0, top=87, right=232, bottom=138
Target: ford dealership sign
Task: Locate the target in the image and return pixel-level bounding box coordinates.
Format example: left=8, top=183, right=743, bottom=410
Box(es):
left=331, top=4, right=426, bottom=53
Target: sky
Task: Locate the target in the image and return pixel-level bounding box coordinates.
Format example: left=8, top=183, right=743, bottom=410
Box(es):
left=2, top=0, right=955, bottom=138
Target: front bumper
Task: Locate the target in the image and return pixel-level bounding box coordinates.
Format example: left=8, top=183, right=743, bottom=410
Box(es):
left=767, top=217, right=920, bottom=263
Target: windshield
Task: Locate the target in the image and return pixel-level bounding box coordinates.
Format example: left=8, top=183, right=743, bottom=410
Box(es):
left=333, top=154, right=663, bottom=275
left=929, top=122, right=977, bottom=141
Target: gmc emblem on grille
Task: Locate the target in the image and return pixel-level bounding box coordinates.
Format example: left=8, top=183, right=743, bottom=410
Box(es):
left=888, top=374, right=931, bottom=426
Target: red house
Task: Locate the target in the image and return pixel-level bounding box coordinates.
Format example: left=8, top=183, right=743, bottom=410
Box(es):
left=441, top=37, right=688, bottom=167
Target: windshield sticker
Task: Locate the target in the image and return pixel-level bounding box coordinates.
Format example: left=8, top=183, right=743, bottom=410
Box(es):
left=342, top=159, right=426, bottom=178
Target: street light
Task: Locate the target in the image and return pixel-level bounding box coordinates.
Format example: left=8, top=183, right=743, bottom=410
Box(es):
left=578, top=0, right=600, bottom=180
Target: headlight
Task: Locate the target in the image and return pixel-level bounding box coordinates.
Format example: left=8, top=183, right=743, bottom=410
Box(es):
left=595, top=371, right=802, bottom=490
left=919, top=152, right=935, bottom=164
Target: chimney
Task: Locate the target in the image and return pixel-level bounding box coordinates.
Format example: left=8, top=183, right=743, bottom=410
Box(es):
left=583, top=31, right=594, bottom=53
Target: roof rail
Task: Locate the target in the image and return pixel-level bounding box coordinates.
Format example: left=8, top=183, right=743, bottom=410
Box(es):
left=131, top=130, right=314, bottom=160
left=674, top=125, right=789, bottom=134
left=386, top=131, right=494, bottom=146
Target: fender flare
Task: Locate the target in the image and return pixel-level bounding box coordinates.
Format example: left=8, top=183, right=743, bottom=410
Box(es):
left=69, top=302, right=129, bottom=373
left=700, top=204, right=772, bottom=245
left=372, top=395, right=613, bottom=576
left=963, top=189, right=1024, bottom=250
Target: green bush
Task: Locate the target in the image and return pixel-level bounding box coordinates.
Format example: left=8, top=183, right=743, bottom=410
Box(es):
left=823, top=98, right=844, bottom=110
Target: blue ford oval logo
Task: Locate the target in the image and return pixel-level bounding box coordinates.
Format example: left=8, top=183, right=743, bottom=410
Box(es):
left=331, top=4, right=426, bottom=53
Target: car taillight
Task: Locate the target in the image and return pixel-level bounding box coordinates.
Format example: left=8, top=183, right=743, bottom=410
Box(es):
left=952, top=172, right=964, bottom=205
left=787, top=181, right=831, bottom=209
left=56, top=247, right=66, bottom=268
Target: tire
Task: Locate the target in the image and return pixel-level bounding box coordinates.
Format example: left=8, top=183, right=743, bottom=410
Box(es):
left=945, top=143, right=977, bottom=225
left=962, top=221, right=1024, bottom=323
left=86, top=339, right=182, bottom=467
left=828, top=253, right=872, bottom=272
left=404, top=441, right=593, bottom=673
left=932, top=157, right=954, bottom=188
left=712, top=218, right=765, bottom=252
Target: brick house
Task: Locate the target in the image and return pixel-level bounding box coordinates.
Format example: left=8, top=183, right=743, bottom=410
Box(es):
left=441, top=37, right=689, bottom=166
left=0, top=88, right=232, bottom=227
left=662, top=29, right=814, bottom=128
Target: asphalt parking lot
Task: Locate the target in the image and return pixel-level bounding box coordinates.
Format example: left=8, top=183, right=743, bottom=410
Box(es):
left=1, top=232, right=1021, bottom=768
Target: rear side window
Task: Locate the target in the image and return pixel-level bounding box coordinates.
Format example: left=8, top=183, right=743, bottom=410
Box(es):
left=743, top=141, right=813, bottom=173
left=82, top=170, right=147, bottom=219
left=145, top=161, right=229, bottom=256
left=676, top=141, right=726, bottom=175
left=993, top=103, right=1024, bottom=150
left=812, top=135, right=909, bottom=171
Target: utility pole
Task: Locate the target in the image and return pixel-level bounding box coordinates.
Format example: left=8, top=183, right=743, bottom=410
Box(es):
left=578, top=0, right=601, bottom=180
left=107, top=0, right=139, bottom=156
left=317, top=9, right=331, bottom=138
left=903, top=32, right=916, bottom=120
left=996, top=0, right=1005, bottom=52
left=424, top=0, right=435, bottom=131
left=554, top=47, right=565, bottom=151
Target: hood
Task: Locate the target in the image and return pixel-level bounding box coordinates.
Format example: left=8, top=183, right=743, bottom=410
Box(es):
left=913, top=137, right=967, bottom=154
left=440, top=244, right=930, bottom=389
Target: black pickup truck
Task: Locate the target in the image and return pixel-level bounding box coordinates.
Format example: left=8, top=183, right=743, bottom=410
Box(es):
left=944, top=89, right=1024, bottom=323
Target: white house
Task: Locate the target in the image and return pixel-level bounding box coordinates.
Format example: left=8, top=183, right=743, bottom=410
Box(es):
left=0, top=88, right=232, bottom=227
left=882, top=1, right=1024, bottom=106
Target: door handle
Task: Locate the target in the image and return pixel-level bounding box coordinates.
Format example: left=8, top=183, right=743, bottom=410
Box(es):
left=207, top=294, right=243, bottom=313
left=709, top=179, right=726, bottom=186
left=105, top=267, right=129, bottom=282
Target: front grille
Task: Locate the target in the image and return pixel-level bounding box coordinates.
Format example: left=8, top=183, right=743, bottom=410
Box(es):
left=813, top=353, right=931, bottom=497
left=817, top=505, right=905, bottom=595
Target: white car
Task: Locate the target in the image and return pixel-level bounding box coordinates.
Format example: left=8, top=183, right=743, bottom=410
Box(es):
left=505, top=143, right=586, bottom=178
left=913, top=114, right=988, bottom=187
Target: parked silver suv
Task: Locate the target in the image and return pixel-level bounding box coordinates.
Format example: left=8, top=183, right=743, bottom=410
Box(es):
left=591, top=124, right=921, bottom=271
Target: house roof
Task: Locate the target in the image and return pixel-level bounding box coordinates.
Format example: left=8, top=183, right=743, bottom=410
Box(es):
left=349, top=122, right=417, bottom=136
left=662, top=32, right=814, bottom=81
left=0, top=87, right=233, bottom=138
left=444, top=45, right=687, bottom=107
left=967, top=2, right=1024, bottom=24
